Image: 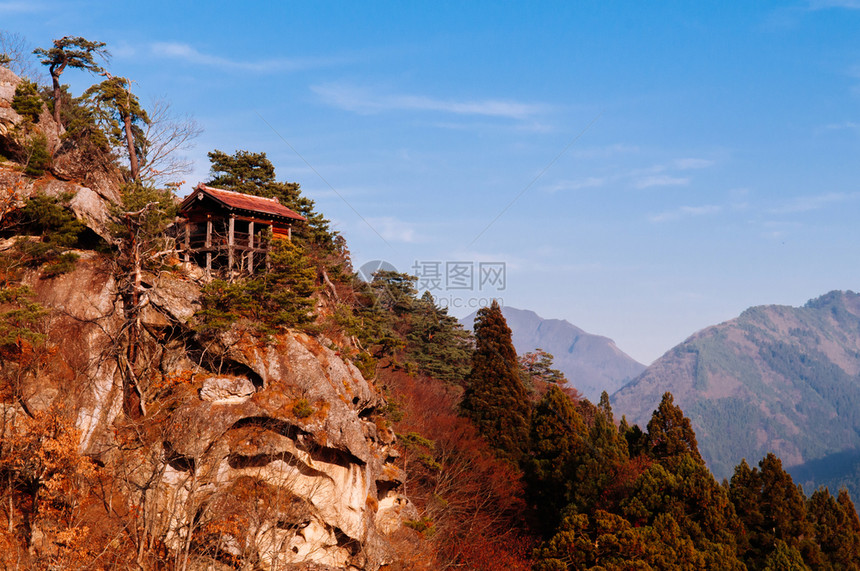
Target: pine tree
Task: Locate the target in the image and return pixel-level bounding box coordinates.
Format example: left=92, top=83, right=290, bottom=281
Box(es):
left=461, top=300, right=530, bottom=464
left=405, top=291, right=472, bottom=383
left=519, top=349, right=566, bottom=385
left=525, top=384, right=586, bottom=534
left=807, top=488, right=860, bottom=569
left=206, top=149, right=334, bottom=247
left=33, top=36, right=109, bottom=126
left=730, top=453, right=817, bottom=569
left=646, top=392, right=703, bottom=467
left=83, top=76, right=149, bottom=181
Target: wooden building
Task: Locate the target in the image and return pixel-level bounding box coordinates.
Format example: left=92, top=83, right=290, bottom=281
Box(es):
left=178, top=183, right=306, bottom=275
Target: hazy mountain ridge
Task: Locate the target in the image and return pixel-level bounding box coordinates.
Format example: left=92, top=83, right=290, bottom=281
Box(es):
left=461, top=306, right=645, bottom=401
left=612, top=290, right=860, bottom=494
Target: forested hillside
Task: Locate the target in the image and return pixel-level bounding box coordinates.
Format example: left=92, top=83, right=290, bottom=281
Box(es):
left=613, top=290, right=860, bottom=497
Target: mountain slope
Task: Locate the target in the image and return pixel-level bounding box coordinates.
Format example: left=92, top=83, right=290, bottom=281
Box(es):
left=461, top=306, right=645, bottom=401
left=612, top=290, right=860, bottom=494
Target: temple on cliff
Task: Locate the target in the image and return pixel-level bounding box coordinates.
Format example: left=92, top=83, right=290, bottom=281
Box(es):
left=178, top=183, right=306, bottom=275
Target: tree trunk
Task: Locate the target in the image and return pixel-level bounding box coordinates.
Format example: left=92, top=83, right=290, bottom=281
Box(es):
left=124, top=112, right=140, bottom=182
left=123, top=213, right=144, bottom=419
left=51, top=73, right=61, bottom=126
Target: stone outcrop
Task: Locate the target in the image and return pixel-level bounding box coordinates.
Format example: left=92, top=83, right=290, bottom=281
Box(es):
left=17, top=255, right=414, bottom=570
left=0, top=65, right=122, bottom=238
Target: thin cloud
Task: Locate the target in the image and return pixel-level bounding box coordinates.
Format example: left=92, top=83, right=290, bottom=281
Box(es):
left=311, top=83, right=547, bottom=120
left=150, top=42, right=338, bottom=73
left=808, top=0, right=860, bottom=9
left=674, top=157, right=715, bottom=170
left=570, top=144, right=639, bottom=159
left=770, top=191, right=860, bottom=213
left=650, top=205, right=722, bottom=223
left=634, top=174, right=691, bottom=189
left=365, top=216, right=418, bottom=243
left=0, top=1, right=44, bottom=13
left=823, top=121, right=860, bottom=131
left=547, top=177, right=608, bottom=193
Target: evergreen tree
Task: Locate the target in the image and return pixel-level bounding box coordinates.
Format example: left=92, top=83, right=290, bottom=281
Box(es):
left=11, top=79, right=42, bottom=123
left=807, top=488, right=860, bottom=569
left=461, top=300, right=530, bottom=464
left=519, top=349, right=566, bottom=385
left=730, top=453, right=816, bottom=569
left=525, top=384, right=586, bottom=535
left=405, top=291, right=472, bottom=383
left=206, top=149, right=334, bottom=247
left=197, top=239, right=316, bottom=334
left=533, top=509, right=649, bottom=570
left=619, top=415, right=648, bottom=458
left=83, top=76, right=149, bottom=181
left=646, top=392, right=703, bottom=467
left=571, top=397, right=630, bottom=513
left=33, top=36, right=109, bottom=126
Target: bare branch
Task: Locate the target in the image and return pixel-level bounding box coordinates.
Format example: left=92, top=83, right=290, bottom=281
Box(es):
left=0, top=30, right=41, bottom=82
left=140, top=99, right=203, bottom=186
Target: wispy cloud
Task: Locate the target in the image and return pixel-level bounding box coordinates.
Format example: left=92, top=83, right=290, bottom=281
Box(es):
left=769, top=191, right=860, bottom=213
left=822, top=121, right=860, bottom=131
left=547, top=177, right=608, bottom=193
left=674, top=157, right=715, bottom=170
left=634, top=174, right=691, bottom=189
left=0, top=1, right=44, bottom=13
left=650, top=204, right=721, bottom=223
left=808, top=0, right=860, bottom=9
left=364, top=216, right=418, bottom=243
left=311, top=83, right=547, bottom=120
left=570, top=144, right=639, bottom=159
left=150, top=42, right=338, bottom=73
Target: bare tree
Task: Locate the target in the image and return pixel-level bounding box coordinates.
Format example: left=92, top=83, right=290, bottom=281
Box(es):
left=0, top=30, right=40, bottom=81
left=139, top=99, right=202, bottom=186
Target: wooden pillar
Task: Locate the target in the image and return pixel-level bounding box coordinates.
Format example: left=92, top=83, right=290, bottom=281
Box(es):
left=288, top=224, right=292, bottom=241
left=205, top=214, right=212, bottom=275
left=228, top=214, right=235, bottom=272
left=247, top=220, right=254, bottom=274
left=183, top=220, right=190, bottom=263
left=265, top=224, right=271, bottom=271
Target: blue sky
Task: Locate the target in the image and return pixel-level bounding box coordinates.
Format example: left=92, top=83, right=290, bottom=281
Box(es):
left=5, top=1, right=860, bottom=364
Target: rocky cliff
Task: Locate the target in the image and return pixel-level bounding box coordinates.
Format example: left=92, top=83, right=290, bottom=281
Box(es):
left=0, top=65, right=414, bottom=570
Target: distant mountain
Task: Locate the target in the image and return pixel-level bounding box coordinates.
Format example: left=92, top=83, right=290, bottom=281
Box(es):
left=612, top=290, right=860, bottom=496
left=460, top=306, right=645, bottom=401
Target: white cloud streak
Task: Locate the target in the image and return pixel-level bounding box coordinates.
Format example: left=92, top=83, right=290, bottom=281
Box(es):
left=0, top=1, right=44, bottom=13
left=150, top=42, right=338, bottom=73
left=311, top=83, right=547, bottom=120
left=546, top=177, right=608, bottom=193
left=634, top=174, right=691, bottom=189
left=769, top=191, right=860, bottom=213
left=808, top=0, right=860, bottom=9
left=364, top=216, right=418, bottom=243
left=650, top=205, right=722, bottom=223
left=674, top=157, right=715, bottom=170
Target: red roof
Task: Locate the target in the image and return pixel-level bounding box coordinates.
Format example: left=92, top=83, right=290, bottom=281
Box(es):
left=181, top=183, right=306, bottom=221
